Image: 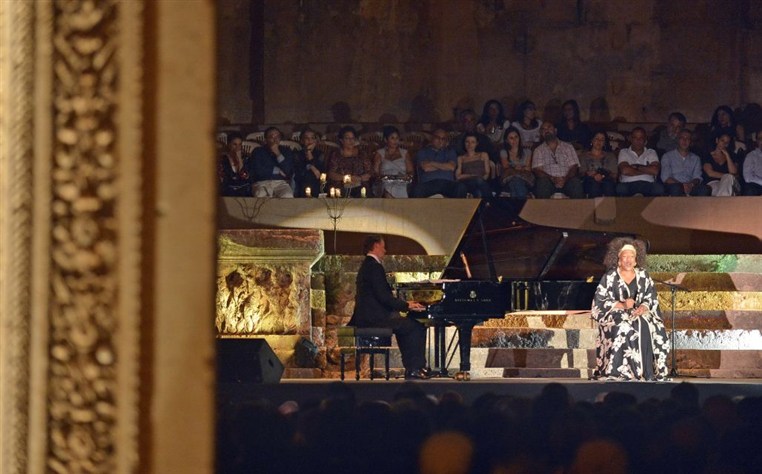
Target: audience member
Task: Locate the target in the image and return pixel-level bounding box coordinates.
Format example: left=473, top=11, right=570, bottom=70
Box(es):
left=742, top=134, right=762, bottom=195
left=655, top=111, right=687, bottom=155
left=511, top=100, right=542, bottom=159
left=248, top=127, right=295, bottom=197
left=216, top=381, right=762, bottom=474
left=452, top=109, right=497, bottom=162
left=616, top=127, right=664, bottom=197
left=455, top=132, right=494, bottom=199
left=418, top=431, right=474, bottom=474
left=531, top=121, right=584, bottom=199
left=326, top=126, right=373, bottom=197
left=710, top=105, right=744, bottom=144
left=293, top=127, right=325, bottom=198
left=556, top=99, right=591, bottom=150
left=476, top=99, right=508, bottom=145
left=217, top=132, right=252, bottom=197
left=703, top=132, right=740, bottom=196
left=411, top=129, right=468, bottom=198
left=498, top=126, right=534, bottom=199
left=578, top=131, right=618, bottom=197
left=373, top=126, right=413, bottom=198
left=660, top=129, right=711, bottom=196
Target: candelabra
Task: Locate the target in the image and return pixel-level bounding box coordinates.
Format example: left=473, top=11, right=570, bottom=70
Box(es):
left=322, top=175, right=355, bottom=253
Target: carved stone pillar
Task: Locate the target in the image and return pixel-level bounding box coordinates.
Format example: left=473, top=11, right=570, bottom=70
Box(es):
left=0, top=1, right=217, bottom=473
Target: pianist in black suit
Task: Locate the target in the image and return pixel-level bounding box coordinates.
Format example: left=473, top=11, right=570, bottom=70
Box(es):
left=348, top=235, right=429, bottom=380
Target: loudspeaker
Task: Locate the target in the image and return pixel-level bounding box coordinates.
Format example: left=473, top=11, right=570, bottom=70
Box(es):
left=217, top=338, right=284, bottom=384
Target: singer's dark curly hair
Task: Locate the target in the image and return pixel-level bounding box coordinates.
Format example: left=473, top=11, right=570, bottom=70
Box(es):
left=603, top=237, right=648, bottom=270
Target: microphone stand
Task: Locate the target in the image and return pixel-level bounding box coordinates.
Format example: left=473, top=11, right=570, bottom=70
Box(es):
left=654, top=278, right=691, bottom=377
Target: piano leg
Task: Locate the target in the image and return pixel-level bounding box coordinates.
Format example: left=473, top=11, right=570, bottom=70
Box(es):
left=458, top=323, right=475, bottom=373
left=434, top=323, right=448, bottom=377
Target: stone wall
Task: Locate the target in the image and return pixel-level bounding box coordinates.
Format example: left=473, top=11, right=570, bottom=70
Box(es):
left=218, top=0, right=761, bottom=126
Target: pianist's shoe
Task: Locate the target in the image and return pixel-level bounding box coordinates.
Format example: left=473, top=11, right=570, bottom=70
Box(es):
left=404, top=368, right=431, bottom=380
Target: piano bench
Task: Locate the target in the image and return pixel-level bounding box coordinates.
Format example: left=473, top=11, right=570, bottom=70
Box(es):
left=338, top=327, right=394, bottom=381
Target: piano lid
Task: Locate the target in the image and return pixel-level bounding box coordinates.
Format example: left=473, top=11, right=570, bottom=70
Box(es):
left=442, top=201, right=633, bottom=281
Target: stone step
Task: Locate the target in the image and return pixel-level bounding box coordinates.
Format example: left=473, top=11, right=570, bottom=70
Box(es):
left=651, top=272, right=762, bottom=291
left=471, top=327, right=596, bottom=350
left=483, top=311, right=762, bottom=330
left=662, top=311, right=762, bottom=330
left=674, top=329, right=762, bottom=350
left=502, top=368, right=590, bottom=379
left=673, top=369, right=762, bottom=378
left=676, top=350, right=762, bottom=369
left=484, top=348, right=595, bottom=369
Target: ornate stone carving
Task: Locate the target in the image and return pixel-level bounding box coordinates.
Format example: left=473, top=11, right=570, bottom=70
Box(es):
left=216, top=263, right=307, bottom=334
left=44, top=0, right=143, bottom=471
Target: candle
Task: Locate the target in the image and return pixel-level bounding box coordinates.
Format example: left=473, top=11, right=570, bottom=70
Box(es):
left=343, top=175, right=351, bottom=185
left=319, top=173, right=327, bottom=183
left=329, top=188, right=334, bottom=197
left=305, top=187, right=311, bottom=197
left=360, top=187, right=366, bottom=198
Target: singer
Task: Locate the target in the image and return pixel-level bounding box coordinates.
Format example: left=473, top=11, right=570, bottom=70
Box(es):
left=591, top=238, right=670, bottom=381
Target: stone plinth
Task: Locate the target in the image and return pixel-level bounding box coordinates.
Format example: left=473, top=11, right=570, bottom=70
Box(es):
left=216, top=229, right=324, bottom=367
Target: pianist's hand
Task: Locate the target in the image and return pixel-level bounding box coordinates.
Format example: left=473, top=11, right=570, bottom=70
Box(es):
left=407, top=301, right=426, bottom=312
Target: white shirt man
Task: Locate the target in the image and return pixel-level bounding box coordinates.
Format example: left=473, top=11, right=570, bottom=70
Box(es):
left=742, top=135, right=762, bottom=196
left=616, top=127, right=664, bottom=196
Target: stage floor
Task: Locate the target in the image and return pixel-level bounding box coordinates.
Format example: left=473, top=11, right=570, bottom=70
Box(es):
left=219, top=377, right=762, bottom=407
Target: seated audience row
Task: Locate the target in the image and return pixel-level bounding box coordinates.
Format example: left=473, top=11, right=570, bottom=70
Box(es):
left=218, top=381, right=762, bottom=474
left=218, top=106, right=762, bottom=199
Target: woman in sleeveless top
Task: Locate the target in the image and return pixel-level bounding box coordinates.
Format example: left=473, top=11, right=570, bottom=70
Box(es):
left=510, top=100, right=542, bottom=159
left=455, top=132, right=493, bottom=199
left=373, top=126, right=413, bottom=198
left=499, top=126, right=534, bottom=199
left=703, top=132, right=739, bottom=196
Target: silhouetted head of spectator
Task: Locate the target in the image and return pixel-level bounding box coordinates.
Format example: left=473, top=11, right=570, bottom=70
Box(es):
left=702, top=394, right=738, bottom=436
left=603, top=391, right=638, bottom=410
left=711, top=105, right=736, bottom=131
left=458, top=109, right=478, bottom=133
left=516, top=100, right=539, bottom=126
left=737, top=395, right=762, bottom=426
left=568, top=439, right=629, bottom=474
left=419, top=431, right=474, bottom=474
left=382, top=125, right=400, bottom=141
left=671, top=382, right=700, bottom=412
left=562, top=99, right=582, bottom=124
left=479, top=99, right=506, bottom=126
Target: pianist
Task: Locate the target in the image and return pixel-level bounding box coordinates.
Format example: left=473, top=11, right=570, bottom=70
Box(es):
left=591, top=238, right=670, bottom=381
left=347, top=235, right=430, bottom=380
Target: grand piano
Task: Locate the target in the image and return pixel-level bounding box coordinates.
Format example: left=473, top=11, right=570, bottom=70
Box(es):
left=398, top=201, right=632, bottom=378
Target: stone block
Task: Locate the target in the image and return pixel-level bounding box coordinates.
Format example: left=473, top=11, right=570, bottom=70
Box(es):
left=485, top=348, right=596, bottom=369
left=676, top=350, right=762, bottom=370
left=673, top=329, right=762, bottom=350
left=503, top=368, right=587, bottom=379
left=472, top=327, right=597, bottom=349
left=311, top=273, right=325, bottom=290
left=311, top=308, right=326, bottom=328
left=310, top=289, right=326, bottom=310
